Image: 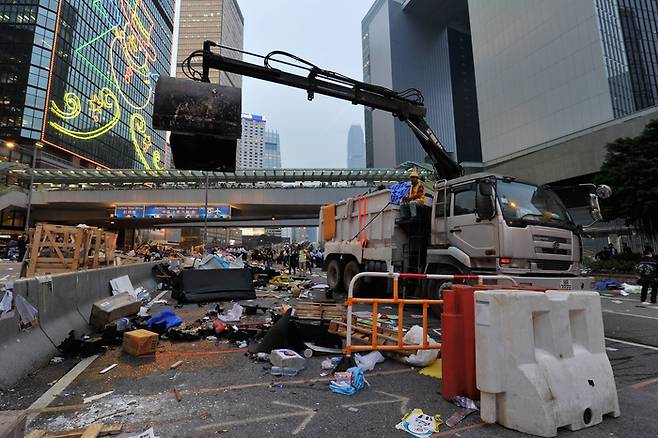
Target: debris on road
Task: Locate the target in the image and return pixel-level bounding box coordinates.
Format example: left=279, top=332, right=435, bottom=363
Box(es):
left=83, top=390, right=114, bottom=404
left=122, top=329, right=159, bottom=356
left=330, top=366, right=366, bottom=395
left=419, top=359, right=442, bottom=379
left=99, top=363, right=118, bottom=374
left=170, top=360, right=183, bottom=369
left=396, top=409, right=442, bottom=437
left=354, top=351, right=385, bottom=371
left=128, top=427, right=159, bottom=438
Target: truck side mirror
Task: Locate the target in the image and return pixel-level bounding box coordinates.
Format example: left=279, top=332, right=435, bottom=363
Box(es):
left=589, top=193, right=603, bottom=222
left=476, top=180, right=496, bottom=220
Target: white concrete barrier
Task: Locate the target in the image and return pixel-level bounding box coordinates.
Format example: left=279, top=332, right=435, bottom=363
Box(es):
left=474, top=290, right=620, bottom=437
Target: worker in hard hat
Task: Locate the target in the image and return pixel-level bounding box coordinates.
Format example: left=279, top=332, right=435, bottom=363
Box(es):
left=403, top=169, right=425, bottom=217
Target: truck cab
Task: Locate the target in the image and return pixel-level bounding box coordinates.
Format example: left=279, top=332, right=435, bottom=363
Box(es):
left=427, top=173, right=593, bottom=290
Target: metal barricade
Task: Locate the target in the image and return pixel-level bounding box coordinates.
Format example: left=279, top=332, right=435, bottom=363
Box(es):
left=343, top=272, right=518, bottom=356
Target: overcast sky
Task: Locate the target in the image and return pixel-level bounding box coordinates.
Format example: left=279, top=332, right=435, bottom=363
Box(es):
left=236, top=0, right=375, bottom=168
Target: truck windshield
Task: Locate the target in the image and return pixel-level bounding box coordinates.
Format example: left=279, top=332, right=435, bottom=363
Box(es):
left=496, top=180, right=573, bottom=228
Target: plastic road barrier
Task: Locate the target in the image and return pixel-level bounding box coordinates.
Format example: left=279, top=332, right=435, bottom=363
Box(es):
left=475, top=290, right=620, bottom=437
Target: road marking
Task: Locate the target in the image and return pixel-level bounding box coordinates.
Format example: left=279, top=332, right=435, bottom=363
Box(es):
left=605, top=337, right=658, bottom=352
left=436, top=422, right=486, bottom=436
left=194, top=400, right=316, bottom=435
left=27, top=355, right=99, bottom=423
left=632, top=376, right=658, bottom=390
left=341, top=390, right=410, bottom=415
left=602, top=309, right=658, bottom=321
left=30, top=368, right=417, bottom=415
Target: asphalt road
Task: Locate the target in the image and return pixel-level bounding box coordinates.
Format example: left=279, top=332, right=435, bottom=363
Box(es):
left=5, top=275, right=658, bottom=438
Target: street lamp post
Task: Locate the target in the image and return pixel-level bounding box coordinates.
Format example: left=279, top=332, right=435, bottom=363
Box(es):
left=24, top=142, right=42, bottom=234
left=203, top=172, right=209, bottom=247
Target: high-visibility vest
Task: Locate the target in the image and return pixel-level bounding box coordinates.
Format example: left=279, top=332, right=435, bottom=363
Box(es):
left=409, top=182, right=425, bottom=203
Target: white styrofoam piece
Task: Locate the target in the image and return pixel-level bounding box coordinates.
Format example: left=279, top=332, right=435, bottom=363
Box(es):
left=474, top=290, right=620, bottom=437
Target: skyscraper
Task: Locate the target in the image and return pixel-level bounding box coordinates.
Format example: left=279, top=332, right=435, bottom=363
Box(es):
left=263, top=130, right=281, bottom=169
left=0, top=0, right=176, bottom=170
left=176, top=0, right=243, bottom=87
left=362, top=0, right=481, bottom=168
left=346, top=125, right=365, bottom=168
left=236, top=113, right=266, bottom=169
left=468, top=0, right=658, bottom=185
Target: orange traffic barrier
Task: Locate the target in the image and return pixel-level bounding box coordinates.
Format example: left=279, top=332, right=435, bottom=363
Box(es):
left=343, top=272, right=518, bottom=358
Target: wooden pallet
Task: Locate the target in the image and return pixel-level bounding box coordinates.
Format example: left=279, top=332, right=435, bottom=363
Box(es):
left=329, top=317, right=414, bottom=356
left=25, top=423, right=122, bottom=438
left=82, top=228, right=117, bottom=269
left=294, top=302, right=345, bottom=321
left=26, top=224, right=86, bottom=277
left=25, top=224, right=120, bottom=276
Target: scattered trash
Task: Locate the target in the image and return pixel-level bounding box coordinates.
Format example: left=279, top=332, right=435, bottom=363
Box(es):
left=90, top=293, right=140, bottom=330
left=83, top=390, right=114, bottom=404
left=174, top=388, right=182, bottom=402
left=445, top=396, right=478, bottom=427
left=147, top=308, right=183, bottom=330
left=122, top=329, right=159, bottom=356
left=347, top=407, right=359, bottom=412
left=622, top=283, right=641, bottom=295
left=110, top=275, right=136, bottom=297
left=213, top=319, right=227, bottom=334
left=218, top=303, right=244, bottom=322
left=271, top=366, right=299, bottom=376
left=238, top=341, right=248, bottom=348
left=50, top=356, right=64, bottom=365
left=321, top=357, right=341, bottom=370
left=206, top=336, right=218, bottom=341
left=128, top=427, right=160, bottom=438
left=330, top=367, right=366, bottom=395
left=419, top=359, right=442, bottom=379
left=402, top=325, right=440, bottom=367
left=99, top=363, right=118, bottom=374
left=606, top=347, right=618, bottom=352
left=303, top=342, right=342, bottom=355
left=0, top=288, right=12, bottom=313
left=611, top=300, right=623, bottom=304
left=271, top=349, right=306, bottom=371
left=354, top=351, right=385, bottom=371
left=595, top=279, right=623, bottom=291
left=397, top=409, right=442, bottom=437
left=14, top=294, right=38, bottom=328
left=256, top=352, right=270, bottom=362
left=170, top=360, right=183, bottom=369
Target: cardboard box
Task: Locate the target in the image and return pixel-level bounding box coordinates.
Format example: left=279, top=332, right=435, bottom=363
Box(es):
left=122, top=329, right=159, bottom=356
left=89, top=292, right=141, bottom=330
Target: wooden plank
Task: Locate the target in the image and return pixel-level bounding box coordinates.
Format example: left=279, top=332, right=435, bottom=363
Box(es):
left=44, top=424, right=122, bottom=438
left=80, top=423, right=104, bottom=438
left=28, top=224, right=43, bottom=276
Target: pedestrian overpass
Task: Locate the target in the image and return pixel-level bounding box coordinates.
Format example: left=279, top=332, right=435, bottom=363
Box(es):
left=2, top=166, right=427, bottom=229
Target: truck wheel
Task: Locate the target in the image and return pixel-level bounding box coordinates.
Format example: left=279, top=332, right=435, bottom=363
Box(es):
left=327, top=259, right=343, bottom=292
left=343, top=260, right=362, bottom=294
left=426, top=266, right=459, bottom=317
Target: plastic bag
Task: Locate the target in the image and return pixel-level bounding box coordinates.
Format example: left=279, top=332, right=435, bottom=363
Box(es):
left=218, top=303, right=243, bottom=322
left=14, top=294, right=38, bottom=326
left=0, top=289, right=12, bottom=313
left=402, top=325, right=439, bottom=367
left=354, top=351, right=385, bottom=371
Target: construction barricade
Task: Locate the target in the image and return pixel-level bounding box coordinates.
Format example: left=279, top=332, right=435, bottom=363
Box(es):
left=475, top=290, right=620, bottom=437
left=343, top=272, right=516, bottom=357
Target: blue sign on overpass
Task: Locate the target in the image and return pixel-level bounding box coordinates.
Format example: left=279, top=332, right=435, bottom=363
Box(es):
left=115, top=205, right=231, bottom=220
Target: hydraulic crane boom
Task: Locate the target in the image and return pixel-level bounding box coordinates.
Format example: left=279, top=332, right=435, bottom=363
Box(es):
left=200, top=42, right=464, bottom=179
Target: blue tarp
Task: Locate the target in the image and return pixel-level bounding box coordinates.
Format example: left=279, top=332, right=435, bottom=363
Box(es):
left=389, top=181, right=410, bottom=205
left=595, top=279, right=623, bottom=291
left=147, top=308, right=183, bottom=330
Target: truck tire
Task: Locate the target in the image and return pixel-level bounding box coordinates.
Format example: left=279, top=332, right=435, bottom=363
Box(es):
left=343, top=260, right=362, bottom=293
left=327, top=259, right=343, bottom=292
left=425, top=265, right=459, bottom=318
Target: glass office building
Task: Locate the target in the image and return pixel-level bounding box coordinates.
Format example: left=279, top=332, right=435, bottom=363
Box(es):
left=362, top=0, right=481, bottom=168
left=0, top=0, right=175, bottom=169
left=263, top=130, right=281, bottom=169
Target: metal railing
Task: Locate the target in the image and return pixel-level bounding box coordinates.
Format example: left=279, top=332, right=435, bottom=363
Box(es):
left=343, top=272, right=518, bottom=356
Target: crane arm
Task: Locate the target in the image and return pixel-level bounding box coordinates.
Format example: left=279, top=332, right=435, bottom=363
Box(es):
left=200, top=44, right=464, bottom=179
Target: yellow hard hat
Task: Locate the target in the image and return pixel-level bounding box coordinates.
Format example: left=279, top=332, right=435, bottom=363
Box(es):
left=409, top=169, right=420, bottom=178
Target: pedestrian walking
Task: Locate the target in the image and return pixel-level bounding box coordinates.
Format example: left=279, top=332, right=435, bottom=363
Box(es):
left=637, top=247, right=657, bottom=305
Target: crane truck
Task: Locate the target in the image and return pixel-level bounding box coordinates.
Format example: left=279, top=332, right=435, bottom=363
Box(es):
left=153, top=42, right=610, bottom=300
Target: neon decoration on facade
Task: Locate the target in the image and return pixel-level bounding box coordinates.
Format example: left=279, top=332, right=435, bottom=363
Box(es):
left=49, top=88, right=121, bottom=140
left=46, top=0, right=170, bottom=169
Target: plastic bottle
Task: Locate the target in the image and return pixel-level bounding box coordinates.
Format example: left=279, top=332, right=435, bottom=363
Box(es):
left=270, top=366, right=299, bottom=377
